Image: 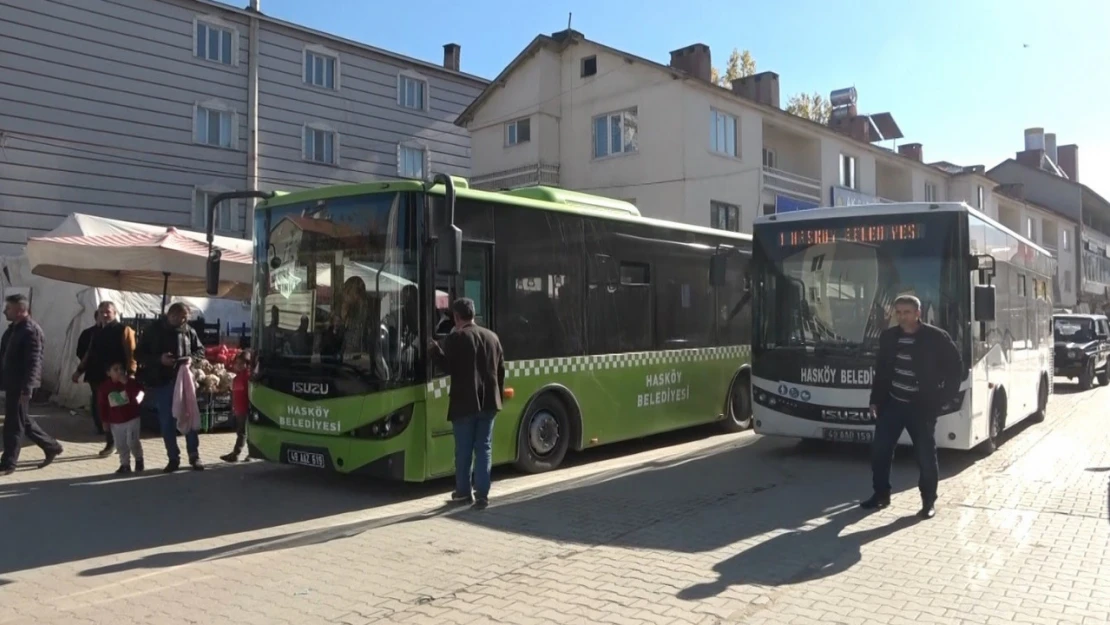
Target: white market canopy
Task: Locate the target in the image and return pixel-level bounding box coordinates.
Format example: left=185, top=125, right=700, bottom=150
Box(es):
left=26, top=214, right=254, bottom=300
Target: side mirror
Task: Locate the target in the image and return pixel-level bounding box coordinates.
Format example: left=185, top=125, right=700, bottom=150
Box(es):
left=709, top=254, right=727, bottom=287
left=436, top=226, right=462, bottom=276
left=973, top=284, right=996, bottom=322
left=206, top=249, right=222, bottom=296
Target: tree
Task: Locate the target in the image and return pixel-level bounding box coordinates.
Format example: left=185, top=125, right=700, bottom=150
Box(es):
left=785, top=91, right=832, bottom=125
left=711, top=48, right=757, bottom=87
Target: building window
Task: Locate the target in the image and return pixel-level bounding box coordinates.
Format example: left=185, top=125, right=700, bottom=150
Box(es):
left=924, top=182, right=938, bottom=202
left=304, top=48, right=339, bottom=90
left=710, top=109, right=738, bottom=157
left=194, top=19, right=235, bottom=65
left=593, top=107, right=638, bottom=158
left=194, top=189, right=238, bottom=234
left=581, top=56, right=597, bottom=77
left=1064, top=269, right=1072, bottom=292
left=977, top=185, right=984, bottom=209
left=839, top=154, right=857, bottom=189
left=398, top=143, right=426, bottom=179
left=1063, top=229, right=1071, bottom=251
left=398, top=74, right=427, bottom=110
left=710, top=201, right=741, bottom=232
left=303, top=125, right=338, bottom=165
left=506, top=118, right=530, bottom=146
left=1026, top=216, right=1035, bottom=240
left=194, top=103, right=234, bottom=148
left=762, top=148, right=776, bottom=169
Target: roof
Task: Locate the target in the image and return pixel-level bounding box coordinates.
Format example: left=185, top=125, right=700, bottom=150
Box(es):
left=989, top=158, right=1110, bottom=212
left=453, top=30, right=938, bottom=175
left=258, top=178, right=753, bottom=244
left=194, top=0, right=489, bottom=84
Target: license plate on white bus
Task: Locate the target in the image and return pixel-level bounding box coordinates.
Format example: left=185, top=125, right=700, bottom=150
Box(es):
left=286, top=450, right=326, bottom=468
left=822, top=427, right=873, bottom=444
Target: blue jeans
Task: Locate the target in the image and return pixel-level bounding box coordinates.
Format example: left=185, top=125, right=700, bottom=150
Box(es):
left=870, top=400, right=939, bottom=503
left=150, top=383, right=199, bottom=463
left=452, top=411, right=496, bottom=500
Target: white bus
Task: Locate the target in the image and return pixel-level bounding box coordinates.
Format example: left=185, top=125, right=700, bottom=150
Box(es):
left=750, top=202, right=1055, bottom=453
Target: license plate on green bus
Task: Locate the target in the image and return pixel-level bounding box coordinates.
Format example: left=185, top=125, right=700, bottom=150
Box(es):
left=821, top=427, right=873, bottom=444
left=287, top=450, right=326, bottom=468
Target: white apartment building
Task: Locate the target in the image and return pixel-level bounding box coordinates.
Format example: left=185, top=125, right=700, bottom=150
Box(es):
left=454, top=30, right=948, bottom=234
left=937, top=165, right=1079, bottom=308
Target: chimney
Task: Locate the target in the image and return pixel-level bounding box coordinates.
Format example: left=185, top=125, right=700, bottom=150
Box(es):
left=248, top=0, right=260, bottom=10
left=897, top=142, right=923, bottom=162
left=828, top=114, right=870, bottom=143
left=730, top=71, right=780, bottom=108
left=669, top=44, right=712, bottom=83
left=1058, top=144, right=1078, bottom=181
left=1016, top=148, right=1044, bottom=170
left=1044, top=132, right=1058, bottom=164
left=443, top=43, right=460, bottom=72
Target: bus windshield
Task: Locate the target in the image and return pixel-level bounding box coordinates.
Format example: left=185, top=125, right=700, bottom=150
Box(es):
left=753, top=212, right=963, bottom=357
left=253, top=192, right=421, bottom=387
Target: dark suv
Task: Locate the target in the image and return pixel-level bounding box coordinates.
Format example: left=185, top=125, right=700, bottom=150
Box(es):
left=1053, top=313, right=1110, bottom=390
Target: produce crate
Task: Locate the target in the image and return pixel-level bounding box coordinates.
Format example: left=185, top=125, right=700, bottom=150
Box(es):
left=197, top=391, right=235, bottom=433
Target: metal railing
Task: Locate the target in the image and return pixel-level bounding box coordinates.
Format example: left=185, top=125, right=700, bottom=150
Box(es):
left=761, top=166, right=822, bottom=203
left=471, top=162, right=561, bottom=191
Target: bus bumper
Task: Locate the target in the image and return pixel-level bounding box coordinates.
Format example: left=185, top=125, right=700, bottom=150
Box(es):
left=247, top=426, right=422, bottom=481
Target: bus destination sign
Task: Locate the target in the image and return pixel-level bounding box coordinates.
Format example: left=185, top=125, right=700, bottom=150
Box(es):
left=777, top=223, right=925, bottom=247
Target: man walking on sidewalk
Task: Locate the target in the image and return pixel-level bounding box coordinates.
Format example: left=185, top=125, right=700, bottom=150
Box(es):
left=1, top=294, right=63, bottom=475
left=860, top=294, right=962, bottom=519
left=428, top=298, right=505, bottom=510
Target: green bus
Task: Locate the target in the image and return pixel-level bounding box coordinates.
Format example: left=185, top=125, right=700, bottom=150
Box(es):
left=204, top=174, right=754, bottom=481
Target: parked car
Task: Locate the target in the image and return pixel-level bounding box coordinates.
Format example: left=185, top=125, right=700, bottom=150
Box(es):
left=1053, top=313, right=1110, bottom=390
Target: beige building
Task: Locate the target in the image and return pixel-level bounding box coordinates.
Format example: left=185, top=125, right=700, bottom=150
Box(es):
left=454, top=29, right=948, bottom=234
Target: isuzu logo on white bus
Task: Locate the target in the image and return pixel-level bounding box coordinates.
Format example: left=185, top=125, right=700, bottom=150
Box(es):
left=292, top=382, right=329, bottom=395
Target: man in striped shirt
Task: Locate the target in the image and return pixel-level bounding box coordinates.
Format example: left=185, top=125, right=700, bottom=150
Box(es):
left=861, top=294, right=962, bottom=519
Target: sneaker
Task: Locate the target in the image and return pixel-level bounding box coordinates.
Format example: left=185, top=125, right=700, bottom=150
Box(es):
left=135, top=459, right=145, bottom=472
left=450, top=491, right=473, bottom=504
left=98, top=444, right=115, bottom=458
left=860, top=493, right=890, bottom=510
left=918, top=502, right=936, bottom=519
left=472, top=498, right=489, bottom=511
left=115, top=465, right=132, bottom=475
left=0, top=467, right=14, bottom=477
left=220, top=452, right=240, bottom=463
left=38, top=448, right=62, bottom=469
left=162, top=460, right=180, bottom=474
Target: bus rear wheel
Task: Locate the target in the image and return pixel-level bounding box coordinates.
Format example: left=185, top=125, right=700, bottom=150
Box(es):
left=1030, top=375, right=1048, bottom=423
left=720, top=373, right=752, bottom=433
left=513, top=394, right=570, bottom=474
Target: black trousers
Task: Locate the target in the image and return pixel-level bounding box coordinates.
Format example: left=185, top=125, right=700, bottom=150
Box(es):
left=89, top=381, right=114, bottom=446
left=2, top=391, right=63, bottom=469
left=870, top=400, right=939, bottom=504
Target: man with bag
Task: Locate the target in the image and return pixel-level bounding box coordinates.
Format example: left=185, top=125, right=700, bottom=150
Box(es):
left=136, top=302, right=205, bottom=473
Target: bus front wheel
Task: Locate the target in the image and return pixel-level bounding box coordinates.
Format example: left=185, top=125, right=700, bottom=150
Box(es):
left=720, top=372, right=752, bottom=433
left=513, top=394, right=570, bottom=473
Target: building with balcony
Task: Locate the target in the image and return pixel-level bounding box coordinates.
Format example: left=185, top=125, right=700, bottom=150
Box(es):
left=454, top=30, right=947, bottom=234
left=987, top=128, right=1110, bottom=313
left=0, top=0, right=486, bottom=252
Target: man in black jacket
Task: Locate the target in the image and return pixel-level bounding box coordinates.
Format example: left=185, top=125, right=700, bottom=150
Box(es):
left=862, top=294, right=962, bottom=519
left=428, top=298, right=506, bottom=510
left=1, top=294, right=63, bottom=475
left=136, top=302, right=206, bottom=473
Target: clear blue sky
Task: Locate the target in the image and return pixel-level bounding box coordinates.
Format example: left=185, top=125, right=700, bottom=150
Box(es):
left=254, top=0, right=1109, bottom=199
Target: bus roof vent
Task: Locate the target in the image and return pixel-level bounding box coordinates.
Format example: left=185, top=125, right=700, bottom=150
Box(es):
left=499, top=186, right=641, bottom=217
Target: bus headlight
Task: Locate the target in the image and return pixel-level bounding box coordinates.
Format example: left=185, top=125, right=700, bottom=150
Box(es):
left=351, top=404, right=414, bottom=440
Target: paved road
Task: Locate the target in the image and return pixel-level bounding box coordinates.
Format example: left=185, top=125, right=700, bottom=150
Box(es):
left=1, top=381, right=1107, bottom=625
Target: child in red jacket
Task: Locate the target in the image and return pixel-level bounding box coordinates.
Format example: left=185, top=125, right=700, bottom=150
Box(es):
left=221, top=349, right=252, bottom=462
left=97, top=362, right=145, bottom=474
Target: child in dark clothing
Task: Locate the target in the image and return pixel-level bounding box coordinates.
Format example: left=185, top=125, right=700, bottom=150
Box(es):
left=97, top=362, right=145, bottom=474
left=221, top=349, right=252, bottom=462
